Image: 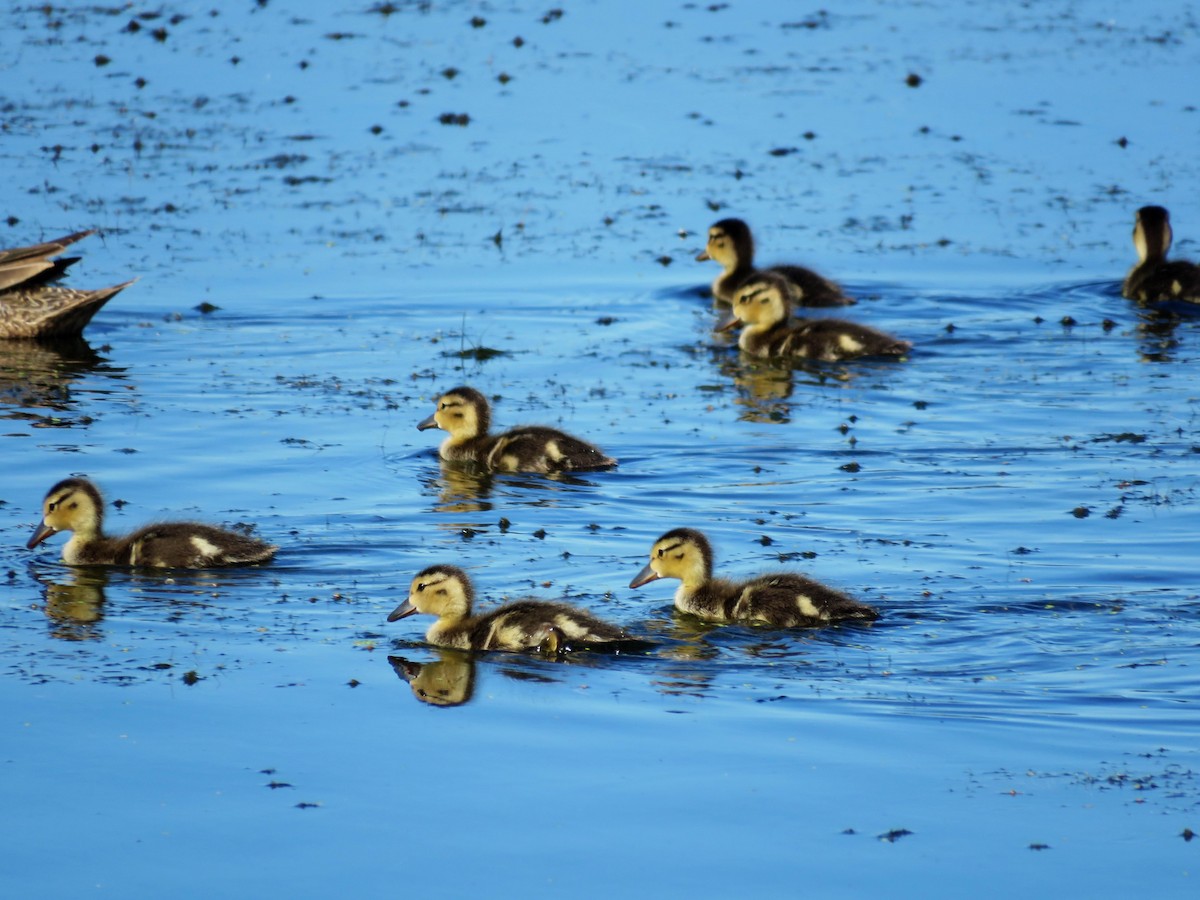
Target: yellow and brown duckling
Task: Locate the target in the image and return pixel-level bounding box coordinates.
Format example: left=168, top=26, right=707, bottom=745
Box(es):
left=418, top=385, right=616, bottom=474
left=1122, top=205, right=1200, bottom=303
left=717, top=273, right=910, bottom=362
left=27, top=477, right=277, bottom=568
left=0, top=230, right=134, bottom=339
left=388, top=564, right=640, bottom=653
left=696, top=217, right=853, bottom=307
left=629, top=527, right=878, bottom=627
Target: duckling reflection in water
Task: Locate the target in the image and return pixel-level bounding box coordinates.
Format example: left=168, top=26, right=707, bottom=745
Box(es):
left=697, top=217, right=853, bottom=307
left=418, top=385, right=616, bottom=474
left=630, top=528, right=879, bottom=627
left=718, top=273, right=911, bottom=362
left=0, top=230, right=135, bottom=339
left=1122, top=206, right=1200, bottom=303
left=388, top=564, right=648, bottom=654
left=27, top=477, right=277, bottom=568
left=389, top=651, right=476, bottom=707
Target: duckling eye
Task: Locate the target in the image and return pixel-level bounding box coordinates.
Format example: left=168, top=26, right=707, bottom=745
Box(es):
left=47, top=502, right=57, bottom=511
left=417, top=582, right=427, bottom=591
left=656, top=548, right=664, bottom=558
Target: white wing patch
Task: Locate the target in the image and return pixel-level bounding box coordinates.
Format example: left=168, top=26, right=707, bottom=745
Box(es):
left=189, top=535, right=222, bottom=560
left=837, top=334, right=865, bottom=354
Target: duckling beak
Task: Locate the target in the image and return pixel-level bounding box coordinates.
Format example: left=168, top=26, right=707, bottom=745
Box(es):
left=387, top=599, right=418, bottom=622
left=695, top=250, right=711, bottom=262
left=416, top=413, right=439, bottom=431
left=26, top=521, right=56, bottom=550
left=629, top=561, right=661, bottom=589
left=715, top=313, right=742, bottom=333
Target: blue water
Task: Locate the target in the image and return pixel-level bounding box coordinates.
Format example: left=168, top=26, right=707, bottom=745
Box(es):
left=3, top=2, right=1199, bottom=897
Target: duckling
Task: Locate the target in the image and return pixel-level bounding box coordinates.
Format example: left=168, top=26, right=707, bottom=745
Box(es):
left=418, top=386, right=616, bottom=474
left=0, top=230, right=134, bottom=339
left=1122, top=206, right=1200, bottom=303
left=696, top=217, right=853, bottom=307
left=26, top=477, right=277, bottom=568
left=388, top=564, right=639, bottom=653
left=718, top=273, right=910, bottom=362
left=629, top=527, right=878, bottom=627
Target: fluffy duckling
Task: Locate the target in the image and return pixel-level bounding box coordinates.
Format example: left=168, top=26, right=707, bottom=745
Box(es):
left=629, top=527, right=878, bottom=627
left=0, top=230, right=134, bottom=339
left=27, top=477, right=277, bottom=568
left=1122, top=206, right=1200, bottom=303
left=696, top=217, right=853, bottom=307
left=388, top=564, right=637, bottom=653
left=418, top=385, right=616, bottom=473
left=718, top=273, right=910, bottom=362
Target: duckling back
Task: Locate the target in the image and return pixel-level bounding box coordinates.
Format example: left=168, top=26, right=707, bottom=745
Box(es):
left=485, top=427, right=616, bottom=473
left=466, top=600, right=631, bottom=652
left=118, top=523, right=277, bottom=568
left=745, top=318, right=911, bottom=362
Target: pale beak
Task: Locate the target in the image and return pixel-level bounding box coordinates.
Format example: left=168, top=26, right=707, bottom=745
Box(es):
left=629, top=561, right=661, bottom=589
left=715, top=314, right=742, bottom=333
left=695, top=250, right=711, bottom=262
left=416, top=413, right=438, bottom=431
left=387, top=599, right=418, bottom=622
left=26, top=521, right=56, bottom=550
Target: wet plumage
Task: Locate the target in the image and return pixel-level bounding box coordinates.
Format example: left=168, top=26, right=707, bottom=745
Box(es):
left=418, top=385, right=616, bottom=473
left=0, top=230, right=134, bottom=339
left=718, top=273, right=910, bottom=362
left=388, top=564, right=640, bottom=653
left=696, top=217, right=853, bottom=307
left=26, top=477, right=277, bottom=568
left=629, top=527, right=879, bottom=627
left=1122, top=205, right=1200, bottom=303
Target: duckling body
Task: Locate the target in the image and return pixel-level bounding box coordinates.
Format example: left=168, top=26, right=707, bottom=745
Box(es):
left=27, top=477, right=277, bottom=568
left=630, top=527, right=878, bottom=627
left=719, top=274, right=910, bottom=362
left=696, top=217, right=853, bottom=307
left=1122, top=206, right=1200, bottom=303
left=418, top=386, right=616, bottom=474
left=389, top=564, right=637, bottom=653
left=0, top=231, right=134, bottom=339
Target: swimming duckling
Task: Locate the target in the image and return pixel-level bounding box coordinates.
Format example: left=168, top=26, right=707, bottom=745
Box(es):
left=696, top=217, right=853, bottom=307
left=718, top=273, right=910, bottom=362
left=26, top=477, right=277, bottom=568
left=0, top=230, right=134, bottom=339
left=418, top=386, right=616, bottom=474
left=1122, top=206, right=1200, bottom=303
left=629, top=527, right=878, bottom=627
left=388, top=564, right=638, bottom=653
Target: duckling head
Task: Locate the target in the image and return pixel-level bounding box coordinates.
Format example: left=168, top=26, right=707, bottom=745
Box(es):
left=388, top=564, right=474, bottom=623
left=417, top=386, right=489, bottom=442
left=696, top=218, right=754, bottom=270
left=629, top=527, right=714, bottom=590
left=716, top=273, right=789, bottom=334
left=1133, top=205, right=1172, bottom=263
left=27, top=477, right=105, bottom=549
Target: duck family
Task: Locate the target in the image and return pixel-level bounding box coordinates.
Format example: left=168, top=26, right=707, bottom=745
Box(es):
left=17, top=206, right=1181, bottom=663
left=0, top=230, right=134, bottom=339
